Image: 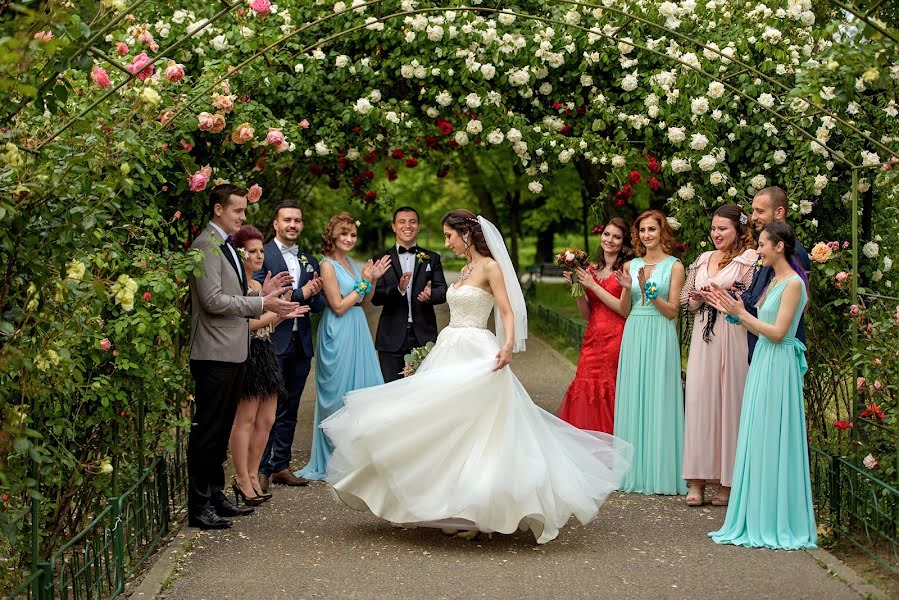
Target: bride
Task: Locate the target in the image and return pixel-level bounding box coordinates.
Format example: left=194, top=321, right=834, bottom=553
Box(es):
left=321, top=209, right=632, bottom=544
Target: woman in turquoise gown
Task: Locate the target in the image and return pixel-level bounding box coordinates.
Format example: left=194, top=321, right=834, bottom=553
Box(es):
left=705, top=221, right=816, bottom=549
left=613, top=210, right=687, bottom=495
left=294, top=212, right=391, bottom=480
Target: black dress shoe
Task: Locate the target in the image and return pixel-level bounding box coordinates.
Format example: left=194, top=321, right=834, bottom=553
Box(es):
left=188, top=507, right=232, bottom=530
left=213, top=491, right=254, bottom=517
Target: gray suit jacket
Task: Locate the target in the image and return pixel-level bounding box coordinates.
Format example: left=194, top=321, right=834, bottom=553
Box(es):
left=188, top=224, right=264, bottom=363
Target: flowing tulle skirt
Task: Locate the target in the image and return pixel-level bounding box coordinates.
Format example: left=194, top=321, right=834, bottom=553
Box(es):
left=709, top=337, right=816, bottom=549
left=614, top=313, right=687, bottom=495
left=294, top=306, right=383, bottom=481
left=322, top=326, right=632, bottom=544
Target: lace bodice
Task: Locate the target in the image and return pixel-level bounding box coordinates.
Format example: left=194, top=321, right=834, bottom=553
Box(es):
left=447, top=284, right=494, bottom=329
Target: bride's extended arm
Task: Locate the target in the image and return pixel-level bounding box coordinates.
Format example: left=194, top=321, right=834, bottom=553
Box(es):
left=486, top=262, right=514, bottom=371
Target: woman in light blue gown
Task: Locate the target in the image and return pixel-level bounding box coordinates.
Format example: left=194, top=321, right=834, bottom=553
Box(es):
left=613, top=209, right=687, bottom=495
left=294, top=212, right=391, bottom=480
left=704, top=222, right=816, bottom=549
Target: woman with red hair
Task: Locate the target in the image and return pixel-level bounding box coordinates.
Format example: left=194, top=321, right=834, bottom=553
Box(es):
left=613, top=209, right=687, bottom=495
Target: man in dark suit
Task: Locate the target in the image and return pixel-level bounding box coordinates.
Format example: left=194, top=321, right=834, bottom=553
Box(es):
left=741, top=186, right=811, bottom=363
left=254, top=200, right=326, bottom=491
left=188, top=184, right=298, bottom=529
left=372, top=206, right=448, bottom=382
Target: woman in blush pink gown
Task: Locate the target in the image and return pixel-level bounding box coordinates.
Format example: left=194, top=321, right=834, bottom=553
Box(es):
left=558, top=218, right=633, bottom=434
left=681, top=204, right=758, bottom=507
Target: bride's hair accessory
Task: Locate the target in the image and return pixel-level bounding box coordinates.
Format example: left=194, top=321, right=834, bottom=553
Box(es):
left=353, top=279, right=372, bottom=295
left=739, top=213, right=748, bottom=226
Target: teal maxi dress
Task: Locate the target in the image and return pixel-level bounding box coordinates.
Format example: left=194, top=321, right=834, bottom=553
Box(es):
left=295, top=257, right=384, bottom=480
left=710, top=274, right=816, bottom=549
left=613, top=256, right=687, bottom=495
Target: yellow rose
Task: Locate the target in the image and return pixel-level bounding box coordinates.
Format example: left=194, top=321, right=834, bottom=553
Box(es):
left=810, top=241, right=833, bottom=263
left=66, top=260, right=86, bottom=281
left=862, top=68, right=879, bottom=83
left=139, top=86, right=161, bottom=107
left=111, top=274, right=138, bottom=310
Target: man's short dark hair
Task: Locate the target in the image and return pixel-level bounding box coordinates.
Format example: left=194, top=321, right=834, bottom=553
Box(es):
left=209, top=184, right=248, bottom=217
left=756, top=186, right=788, bottom=212
left=392, top=206, right=419, bottom=222
left=273, top=200, right=302, bottom=220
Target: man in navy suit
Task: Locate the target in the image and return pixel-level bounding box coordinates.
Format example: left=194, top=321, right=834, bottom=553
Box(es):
left=741, top=186, right=811, bottom=363
left=254, top=200, right=326, bottom=491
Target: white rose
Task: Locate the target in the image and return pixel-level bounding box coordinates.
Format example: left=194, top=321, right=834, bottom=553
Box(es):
left=425, top=107, right=439, bottom=118
left=580, top=74, right=593, bottom=87
left=667, top=126, right=686, bottom=144
left=671, top=157, right=691, bottom=173
left=727, top=186, right=738, bottom=197
left=707, top=81, right=725, bottom=98
left=698, top=154, right=717, bottom=171
left=498, top=12, right=515, bottom=25
left=709, top=171, right=724, bottom=185
left=466, top=119, right=483, bottom=135
left=621, top=73, right=638, bottom=92
left=346, top=148, right=360, bottom=160
left=758, top=93, right=776, bottom=108
left=480, top=63, right=496, bottom=79
left=211, top=34, right=228, bottom=51
left=435, top=90, right=453, bottom=107
left=528, top=181, right=543, bottom=194
left=691, top=96, right=709, bottom=115
left=883, top=256, right=892, bottom=271
left=507, top=128, right=522, bottom=143
left=799, top=200, right=813, bottom=214
left=486, top=129, right=505, bottom=144
left=863, top=241, right=880, bottom=258
left=353, top=97, right=373, bottom=114
left=750, top=174, right=767, bottom=189
left=773, top=150, right=787, bottom=164
left=813, top=174, right=828, bottom=193
left=426, top=25, right=443, bottom=41
left=400, top=64, right=414, bottom=78
left=861, top=151, right=881, bottom=167
left=689, top=133, right=709, bottom=151
left=508, top=68, right=530, bottom=87
left=538, top=82, right=553, bottom=95
left=453, top=131, right=469, bottom=146
left=611, top=155, right=626, bottom=168
left=677, top=183, right=696, bottom=200
left=315, top=140, right=330, bottom=156
left=666, top=216, right=682, bottom=231
left=385, top=111, right=400, bottom=124
left=334, top=55, right=347, bottom=68
left=558, top=149, right=574, bottom=164
left=465, top=93, right=481, bottom=109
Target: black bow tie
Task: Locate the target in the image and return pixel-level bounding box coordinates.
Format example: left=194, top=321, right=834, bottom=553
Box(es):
left=224, top=235, right=235, bottom=246
left=397, top=246, right=418, bottom=254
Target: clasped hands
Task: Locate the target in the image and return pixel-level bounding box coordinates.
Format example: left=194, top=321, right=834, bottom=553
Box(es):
left=692, top=283, right=744, bottom=319
left=260, top=271, right=310, bottom=318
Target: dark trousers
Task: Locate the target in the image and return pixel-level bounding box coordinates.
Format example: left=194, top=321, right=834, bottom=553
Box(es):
left=188, top=359, right=247, bottom=514
left=259, top=336, right=312, bottom=475
left=378, top=324, right=420, bottom=383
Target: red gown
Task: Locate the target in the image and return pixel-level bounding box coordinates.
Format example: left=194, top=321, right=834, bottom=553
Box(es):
left=558, top=270, right=625, bottom=434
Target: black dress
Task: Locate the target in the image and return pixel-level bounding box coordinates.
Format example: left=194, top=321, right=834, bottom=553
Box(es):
left=241, top=332, right=285, bottom=401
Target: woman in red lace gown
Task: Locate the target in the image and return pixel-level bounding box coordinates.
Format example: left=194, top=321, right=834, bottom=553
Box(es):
left=558, top=218, right=633, bottom=433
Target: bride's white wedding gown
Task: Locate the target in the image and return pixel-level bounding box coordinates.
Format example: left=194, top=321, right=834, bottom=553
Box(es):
left=321, top=284, right=632, bottom=543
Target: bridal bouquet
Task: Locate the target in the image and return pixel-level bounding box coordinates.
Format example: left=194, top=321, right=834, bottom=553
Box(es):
left=401, top=341, right=435, bottom=377
left=555, top=248, right=590, bottom=297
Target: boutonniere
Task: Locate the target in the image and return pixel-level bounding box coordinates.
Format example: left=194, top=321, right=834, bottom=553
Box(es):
left=754, top=257, right=763, bottom=269
left=236, top=247, right=247, bottom=261
left=299, top=254, right=309, bottom=267
left=416, top=250, right=429, bottom=264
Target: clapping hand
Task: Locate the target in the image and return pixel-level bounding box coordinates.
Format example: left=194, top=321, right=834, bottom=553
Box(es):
left=264, top=287, right=300, bottom=316
left=398, top=271, right=412, bottom=293
left=261, top=271, right=293, bottom=295
left=417, top=281, right=432, bottom=302
left=284, top=304, right=311, bottom=319
left=362, top=256, right=392, bottom=280
left=636, top=266, right=649, bottom=290
left=702, top=283, right=742, bottom=317
left=301, top=272, right=323, bottom=298
left=615, top=268, right=633, bottom=289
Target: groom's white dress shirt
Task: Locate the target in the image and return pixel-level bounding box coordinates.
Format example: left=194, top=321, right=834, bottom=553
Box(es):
left=397, top=244, right=415, bottom=323
left=210, top=222, right=244, bottom=286
left=275, top=238, right=301, bottom=331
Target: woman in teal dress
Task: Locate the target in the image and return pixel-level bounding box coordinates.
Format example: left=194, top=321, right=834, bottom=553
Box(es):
left=613, top=209, right=687, bottom=495
left=294, top=212, right=392, bottom=480
left=704, top=221, right=816, bottom=549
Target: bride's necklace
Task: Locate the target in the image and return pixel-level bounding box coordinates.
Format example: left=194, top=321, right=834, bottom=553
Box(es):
left=460, top=260, right=479, bottom=282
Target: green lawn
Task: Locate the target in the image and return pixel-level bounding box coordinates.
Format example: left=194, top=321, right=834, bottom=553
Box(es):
left=530, top=281, right=587, bottom=324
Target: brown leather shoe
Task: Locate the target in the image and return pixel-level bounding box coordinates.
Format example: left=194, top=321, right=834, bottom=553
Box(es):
left=270, top=469, right=310, bottom=486
left=259, top=473, right=271, bottom=494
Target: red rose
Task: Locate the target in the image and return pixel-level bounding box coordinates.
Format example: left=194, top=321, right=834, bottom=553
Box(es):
left=425, top=135, right=440, bottom=149
left=833, top=420, right=853, bottom=430
left=559, top=124, right=572, bottom=136
left=437, top=119, right=453, bottom=136
left=613, top=198, right=625, bottom=208
left=143, top=292, right=151, bottom=301
left=591, top=224, right=603, bottom=234
left=552, top=102, right=563, bottom=110
left=436, top=164, right=450, bottom=178
left=328, top=178, right=340, bottom=189
left=363, top=151, right=377, bottom=164
left=390, top=149, right=404, bottom=159
left=648, top=176, right=660, bottom=191
left=405, top=157, right=418, bottom=168
left=364, top=191, right=377, bottom=203
left=386, top=166, right=398, bottom=181
left=308, top=164, right=325, bottom=176
left=628, top=170, right=642, bottom=184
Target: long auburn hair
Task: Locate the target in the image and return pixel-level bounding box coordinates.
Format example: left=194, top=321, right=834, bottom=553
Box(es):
left=321, top=212, right=357, bottom=255
left=441, top=209, right=493, bottom=258
left=712, top=203, right=755, bottom=268
left=632, top=209, right=677, bottom=256
left=596, top=217, right=634, bottom=272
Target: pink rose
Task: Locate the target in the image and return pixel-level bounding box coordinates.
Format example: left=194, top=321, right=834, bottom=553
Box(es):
left=165, top=61, right=185, bottom=83
left=137, top=29, right=158, bottom=52
left=250, top=0, right=272, bottom=15
left=247, top=184, right=263, bottom=203
left=230, top=122, right=255, bottom=144
left=126, top=52, right=154, bottom=81
left=850, top=304, right=860, bottom=315
left=34, top=31, right=53, bottom=42
left=211, top=93, right=235, bottom=114
left=91, top=66, right=112, bottom=89
left=116, top=42, right=129, bottom=57
left=874, top=380, right=884, bottom=391
left=188, top=165, right=212, bottom=192
left=863, top=453, right=879, bottom=469
left=835, top=271, right=849, bottom=282
left=143, top=292, right=152, bottom=301
left=299, top=118, right=310, bottom=129
left=99, top=338, right=112, bottom=351
left=873, top=358, right=882, bottom=366
left=209, top=113, right=226, bottom=133
left=197, top=112, right=215, bottom=131
left=266, top=128, right=285, bottom=147
left=173, top=210, right=182, bottom=220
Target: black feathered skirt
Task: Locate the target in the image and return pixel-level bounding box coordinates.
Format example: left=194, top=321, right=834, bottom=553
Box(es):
left=241, top=335, right=285, bottom=401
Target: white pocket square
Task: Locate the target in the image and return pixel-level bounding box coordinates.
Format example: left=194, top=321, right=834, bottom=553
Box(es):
left=426, top=264, right=431, bottom=272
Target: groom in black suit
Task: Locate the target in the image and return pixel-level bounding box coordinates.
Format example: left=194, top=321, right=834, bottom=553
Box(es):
left=372, top=207, right=448, bottom=382
left=253, top=200, right=326, bottom=491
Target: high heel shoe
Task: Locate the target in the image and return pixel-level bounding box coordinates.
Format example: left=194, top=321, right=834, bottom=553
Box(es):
left=231, top=480, right=265, bottom=507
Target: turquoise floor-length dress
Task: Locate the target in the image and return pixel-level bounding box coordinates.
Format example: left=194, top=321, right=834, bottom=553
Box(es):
left=295, top=257, right=384, bottom=480
left=710, top=274, right=816, bottom=549
left=613, top=255, right=687, bottom=495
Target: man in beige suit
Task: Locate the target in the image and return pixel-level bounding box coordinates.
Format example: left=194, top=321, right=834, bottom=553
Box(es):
left=188, top=184, right=299, bottom=529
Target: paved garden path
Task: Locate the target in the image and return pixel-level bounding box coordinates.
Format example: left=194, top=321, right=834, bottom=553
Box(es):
left=158, top=301, right=869, bottom=600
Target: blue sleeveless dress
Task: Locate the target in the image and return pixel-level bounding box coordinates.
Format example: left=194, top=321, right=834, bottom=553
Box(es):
left=294, top=257, right=384, bottom=480
left=710, top=275, right=816, bottom=549
left=613, top=256, right=687, bottom=495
